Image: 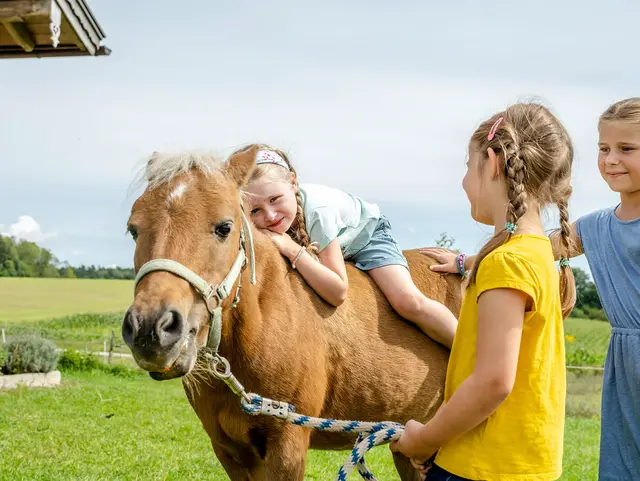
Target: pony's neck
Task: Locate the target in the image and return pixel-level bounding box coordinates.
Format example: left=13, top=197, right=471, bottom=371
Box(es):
left=218, top=227, right=291, bottom=360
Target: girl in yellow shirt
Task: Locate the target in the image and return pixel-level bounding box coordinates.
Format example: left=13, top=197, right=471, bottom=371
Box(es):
left=391, top=102, right=577, bottom=480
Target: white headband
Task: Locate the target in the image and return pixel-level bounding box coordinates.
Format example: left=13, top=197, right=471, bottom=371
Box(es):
left=255, top=149, right=290, bottom=171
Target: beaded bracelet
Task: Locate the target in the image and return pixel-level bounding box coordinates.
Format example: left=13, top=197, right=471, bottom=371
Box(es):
left=455, top=253, right=467, bottom=277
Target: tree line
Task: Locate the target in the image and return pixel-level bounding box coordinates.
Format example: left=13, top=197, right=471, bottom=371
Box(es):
left=1, top=232, right=605, bottom=318
left=0, top=235, right=134, bottom=280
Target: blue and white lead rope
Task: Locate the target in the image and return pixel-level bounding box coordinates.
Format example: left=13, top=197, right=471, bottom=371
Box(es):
left=241, top=393, right=405, bottom=481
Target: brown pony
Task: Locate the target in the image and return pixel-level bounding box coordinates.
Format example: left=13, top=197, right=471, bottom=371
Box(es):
left=123, top=145, right=463, bottom=480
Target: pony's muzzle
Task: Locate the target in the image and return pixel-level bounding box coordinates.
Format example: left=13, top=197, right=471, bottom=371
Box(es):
left=122, top=306, right=187, bottom=371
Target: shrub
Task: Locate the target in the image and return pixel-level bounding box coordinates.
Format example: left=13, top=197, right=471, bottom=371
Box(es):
left=58, top=349, right=103, bottom=372
left=566, top=347, right=606, bottom=367
left=0, top=344, right=7, bottom=374
left=2, top=335, right=59, bottom=374
left=58, top=349, right=137, bottom=378
left=583, top=307, right=608, bottom=322
left=569, top=307, right=585, bottom=319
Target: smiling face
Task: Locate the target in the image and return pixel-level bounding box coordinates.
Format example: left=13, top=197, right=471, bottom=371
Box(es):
left=598, top=121, right=640, bottom=196
left=243, top=162, right=299, bottom=234
left=246, top=178, right=298, bottom=233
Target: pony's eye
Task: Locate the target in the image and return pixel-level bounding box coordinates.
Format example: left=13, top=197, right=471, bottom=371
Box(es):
left=127, top=225, right=138, bottom=241
left=214, top=222, right=232, bottom=239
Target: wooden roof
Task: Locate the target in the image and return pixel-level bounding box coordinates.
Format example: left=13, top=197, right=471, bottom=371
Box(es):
left=0, top=0, right=109, bottom=58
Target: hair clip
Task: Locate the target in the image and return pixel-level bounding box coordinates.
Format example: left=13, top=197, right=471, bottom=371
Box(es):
left=504, top=221, right=518, bottom=234
left=559, top=257, right=570, bottom=267
left=488, top=117, right=504, bottom=141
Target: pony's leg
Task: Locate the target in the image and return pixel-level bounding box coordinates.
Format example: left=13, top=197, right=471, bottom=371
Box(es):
left=257, top=425, right=310, bottom=481
left=392, top=451, right=424, bottom=481
left=211, top=443, right=255, bottom=481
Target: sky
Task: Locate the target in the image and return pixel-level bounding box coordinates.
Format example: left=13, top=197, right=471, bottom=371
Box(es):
left=1, top=0, right=637, bottom=277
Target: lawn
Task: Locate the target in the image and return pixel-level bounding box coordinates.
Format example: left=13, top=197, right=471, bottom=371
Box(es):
left=0, top=279, right=609, bottom=479
left=0, top=278, right=133, bottom=322
left=0, top=371, right=601, bottom=481
left=564, top=317, right=611, bottom=367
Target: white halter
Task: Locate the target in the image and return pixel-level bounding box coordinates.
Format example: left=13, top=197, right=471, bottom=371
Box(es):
left=133, top=209, right=256, bottom=354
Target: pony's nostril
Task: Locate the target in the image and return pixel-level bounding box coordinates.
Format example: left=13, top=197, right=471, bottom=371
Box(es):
left=156, top=309, right=184, bottom=342
left=122, top=309, right=138, bottom=346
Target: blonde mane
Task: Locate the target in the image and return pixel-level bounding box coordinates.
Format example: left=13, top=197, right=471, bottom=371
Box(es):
left=130, top=151, right=226, bottom=194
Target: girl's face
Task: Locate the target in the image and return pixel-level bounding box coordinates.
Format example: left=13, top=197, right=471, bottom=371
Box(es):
left=246, top=176, right=299, bottom=234
left=462, top=143, right=497, bottom=226
left=598, top=122, right=640, bottom=195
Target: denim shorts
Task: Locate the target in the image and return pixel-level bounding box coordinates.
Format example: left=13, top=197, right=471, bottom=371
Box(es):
left=346, top=215, right=409, bottom=271
left=425, top=463, right=473, bottom=481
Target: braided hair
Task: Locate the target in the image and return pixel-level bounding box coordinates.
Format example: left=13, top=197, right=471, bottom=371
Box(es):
left=466, top=103, right=576, bottom=318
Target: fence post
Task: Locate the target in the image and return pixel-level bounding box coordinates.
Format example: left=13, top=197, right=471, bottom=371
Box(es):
left=1, top=328, right=5, bottom=344
left=108, top=329, right=115, bottom=364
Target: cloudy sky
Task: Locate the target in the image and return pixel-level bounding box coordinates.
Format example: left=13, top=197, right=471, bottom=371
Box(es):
left=1, top=0, right=636, bottom=277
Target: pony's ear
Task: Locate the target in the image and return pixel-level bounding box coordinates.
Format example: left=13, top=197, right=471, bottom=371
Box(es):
left=225, top=145, right=258, bottom=187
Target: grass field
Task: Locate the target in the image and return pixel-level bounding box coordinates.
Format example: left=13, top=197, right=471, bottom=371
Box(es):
left=0, top=371, right=601, bottom=481
left=564, top=317, right=611, bottom=367
left=0, top=278, right=611, bottom=479
left=0, top=278, right=133, bottom=322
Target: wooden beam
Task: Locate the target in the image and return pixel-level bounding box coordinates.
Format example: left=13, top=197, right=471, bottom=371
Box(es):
left=55, top=0, right=94, bottom=55
left=0, top=0, right=51, bottom=22
left=1, top=20, right=35, bottom=52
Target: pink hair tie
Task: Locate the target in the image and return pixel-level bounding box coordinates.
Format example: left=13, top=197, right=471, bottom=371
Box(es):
left=487, top=117, right=504, bottom=141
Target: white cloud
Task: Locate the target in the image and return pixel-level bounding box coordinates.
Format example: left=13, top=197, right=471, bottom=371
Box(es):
left=0, top=216, right=57, bottom=243
left=71, top=249, right=86, bottom=257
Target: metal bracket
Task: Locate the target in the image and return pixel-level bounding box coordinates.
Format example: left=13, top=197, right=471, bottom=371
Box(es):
left=259, top=397, right=290, bottom=419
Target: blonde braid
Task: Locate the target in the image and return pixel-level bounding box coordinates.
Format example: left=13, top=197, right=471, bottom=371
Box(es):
left=262, top=148, right=317, bottom=257
left=556, top=188, right=577, bottom=317
left=505, top=151, right=528, bottom=223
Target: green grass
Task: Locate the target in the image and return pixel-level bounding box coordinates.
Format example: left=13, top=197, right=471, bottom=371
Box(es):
left=0, top=281, right=610, bottom=480
left=564, top=317, right=611, bottom=367
left=0, top=278, right=133, bottom=322
left=0, top=371, right=601, bottom=480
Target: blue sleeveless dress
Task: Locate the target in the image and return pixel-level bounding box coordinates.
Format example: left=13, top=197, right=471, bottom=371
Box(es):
left=576, top=206, right=640, bottom=481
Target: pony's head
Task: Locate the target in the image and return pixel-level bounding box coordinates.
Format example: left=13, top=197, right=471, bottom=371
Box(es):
left=123, top=146, right=258, bottom=380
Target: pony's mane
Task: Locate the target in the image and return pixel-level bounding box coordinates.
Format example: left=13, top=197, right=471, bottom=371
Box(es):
left=130, top=151, right=226, bottom=193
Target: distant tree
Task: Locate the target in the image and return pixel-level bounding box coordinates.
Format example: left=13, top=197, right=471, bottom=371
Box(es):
left=61, top=266, right=76, bottom=279
left=0, top=234, right=134, bottom=280
left=434, top=232, right=459, bottom=252
left=572, top=267, right=602, bottom=310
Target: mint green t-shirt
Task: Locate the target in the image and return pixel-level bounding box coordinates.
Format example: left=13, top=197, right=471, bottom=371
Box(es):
left=298, top=183, right=381, bottom=257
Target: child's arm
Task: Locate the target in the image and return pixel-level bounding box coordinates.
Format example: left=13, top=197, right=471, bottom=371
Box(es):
left=268, top=232, right=348, bottom=307
left=390, top=286, right=527, bottom=461
left=420, top=248, right=477, bottom=275
left=549, top=222, right=583, bottom=260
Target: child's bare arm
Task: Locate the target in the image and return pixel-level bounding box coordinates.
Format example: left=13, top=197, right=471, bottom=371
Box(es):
left=288, top=239, right=349, bottom=307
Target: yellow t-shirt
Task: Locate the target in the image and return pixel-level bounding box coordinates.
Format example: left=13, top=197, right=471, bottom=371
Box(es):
left=435, top=234, right=566, bottom=481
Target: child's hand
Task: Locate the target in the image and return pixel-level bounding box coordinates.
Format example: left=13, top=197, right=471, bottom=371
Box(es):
left=419, top=248, right=458, bottom=274
left=261, top=230, right=300, bottom=259
left=389, top=420, right=438, bottom=474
